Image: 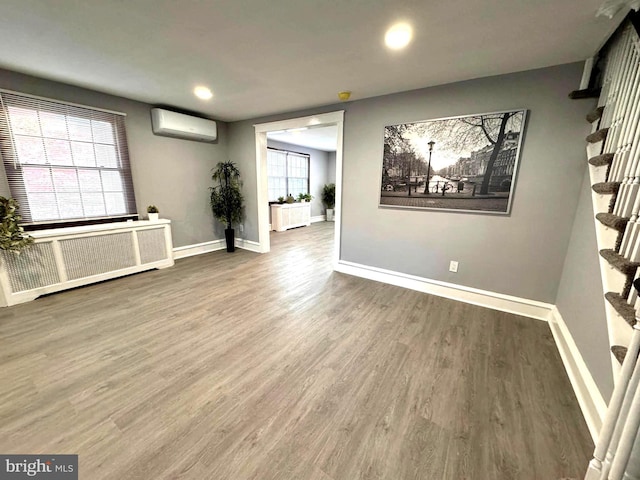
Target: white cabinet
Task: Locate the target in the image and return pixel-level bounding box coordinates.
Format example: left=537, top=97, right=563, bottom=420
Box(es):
left=271, top=203, right=311, bottom=232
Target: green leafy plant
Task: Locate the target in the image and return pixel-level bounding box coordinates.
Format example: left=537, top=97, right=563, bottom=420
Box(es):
left=210, top=161, right=244, bottom=229
left=147, top=205, right=159, bottom=213
left=297, top=193, right=313, bottom=202
left=0, top=196, right=34, bottom=254
left=322, top=183, right=335, bottom=209
left=277, top=196, right=285, bottom=204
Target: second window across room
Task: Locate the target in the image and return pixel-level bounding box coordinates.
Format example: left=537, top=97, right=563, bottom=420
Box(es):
left=267, top=147, right=310, bottom=201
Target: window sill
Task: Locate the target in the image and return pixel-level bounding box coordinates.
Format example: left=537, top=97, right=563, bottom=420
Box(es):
left=24, top=216, right=139, bottom=232
left=27, top=219, right=170, bottom=239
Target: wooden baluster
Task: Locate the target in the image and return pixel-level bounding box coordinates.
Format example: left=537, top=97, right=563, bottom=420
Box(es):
left=603, top=31, right=631, bottom=130
left=603, top=30, right=632, bottom=130
left=620, top=430, right=640, bottom=479
left=617, top=39, right=640, bottom=152
left=622, top=218, right=638, bottom=259
left=615, top=146, right=634, bottom=218
left=609, top=50, right=640, bottom=261
left=609, top=46, right=639, bottom=158
left=597, top=327, right=640, bottom=479
left=615, top=119, right=640, bottom=221
left=608, top=366, right=640, bottom=479
left=613, top=100, right=640, bottom=219
left=629, top=271, right=640, bottom=304
left=611, top=48, right=640, bottom=193
left=620, top=126, right=640, bottom=259
left=625, top=221, right=640, bottom=262
left=585, top=323, right=640, bottom=480
left=608, top=36, right=636, bottom=182
left=616, top=37, right=640, bottom=258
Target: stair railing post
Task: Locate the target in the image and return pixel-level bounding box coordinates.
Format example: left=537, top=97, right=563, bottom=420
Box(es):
left=585, top=324, right=640, bottom=480
left=619, top=427, right=640, bottom=479
left=599, top=340, right=640, bottom=479
left=608, top=359, right=640, bottom=479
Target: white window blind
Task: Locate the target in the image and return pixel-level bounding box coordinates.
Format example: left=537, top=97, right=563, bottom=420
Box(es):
left=267, top=147, right=309, bottom=201
left=0, top=91, right=137, bottom=225
left=267, top=149, right=287, bottom=201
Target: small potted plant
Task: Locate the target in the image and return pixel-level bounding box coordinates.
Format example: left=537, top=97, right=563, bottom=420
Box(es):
left=277, top=196, right=285, bottom=204
left=0, top=196, right=34, bottom=254
left=322, top=183, right=336, bottom=221
left=297, top=193, right=313, bottom=203
left=147, top=205, right=159, bottom=221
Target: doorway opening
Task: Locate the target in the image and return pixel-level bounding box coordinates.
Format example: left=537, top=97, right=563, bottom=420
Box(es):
left=254, top=111, right=344, bottom=268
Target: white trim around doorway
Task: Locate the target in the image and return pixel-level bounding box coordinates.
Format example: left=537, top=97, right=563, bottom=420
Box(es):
left=254, top=111, right=345, bottom=268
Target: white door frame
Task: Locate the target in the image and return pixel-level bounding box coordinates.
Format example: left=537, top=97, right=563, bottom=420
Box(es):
left=254, top=110, right=344, bottom=268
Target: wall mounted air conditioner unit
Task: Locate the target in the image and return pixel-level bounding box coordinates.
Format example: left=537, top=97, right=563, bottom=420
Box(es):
left=151, top=108, right=217, bottom=142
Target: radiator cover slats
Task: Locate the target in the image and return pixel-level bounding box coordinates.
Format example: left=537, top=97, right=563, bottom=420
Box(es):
left=0, top=220, right=174, bottom=307
left=1, top=243, right=60, bottom=293
left=137, top=228, right=168, bottom=264
left=60, top=232, right=137, bottom=281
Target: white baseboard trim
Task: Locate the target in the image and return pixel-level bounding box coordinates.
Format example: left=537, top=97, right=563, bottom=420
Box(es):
left=335, top=259, right=606, bottom=440
left=236, top=237, right=262, bottom=253
left=173, top=239, right=225, bottom=259
left=174, top=237, right=263, bottom=258
left=311, top=215, right=326, bottom=223
left=548, top=306, right=606, bottom=442
left=335, top=260, right=553, bottom=321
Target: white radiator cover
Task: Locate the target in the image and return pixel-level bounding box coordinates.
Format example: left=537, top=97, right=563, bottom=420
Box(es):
left=271, top=203, right=311, bottom=231
left=0, top=220, right=174, bottom=307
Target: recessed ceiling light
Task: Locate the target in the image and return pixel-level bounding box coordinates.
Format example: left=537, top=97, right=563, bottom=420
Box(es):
left=194, top=86, right=213, bottom=100
left=385, top=23, right=412, bottom=50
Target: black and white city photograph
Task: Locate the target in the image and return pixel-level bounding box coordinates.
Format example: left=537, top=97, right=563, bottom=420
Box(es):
left=380, top=109, right=527, bottom=214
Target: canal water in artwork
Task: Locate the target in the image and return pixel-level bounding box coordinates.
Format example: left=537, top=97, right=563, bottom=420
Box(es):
left=379, top=174, right=510, bottom=213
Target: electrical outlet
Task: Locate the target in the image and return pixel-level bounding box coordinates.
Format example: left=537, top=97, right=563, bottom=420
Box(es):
left=449, top=260, right=459, bottom=273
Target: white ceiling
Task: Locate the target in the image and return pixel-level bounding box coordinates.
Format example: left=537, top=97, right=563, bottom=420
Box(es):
left=0, top=1, right=623, bottom=122
left=268, top=125, right=338, bottom=152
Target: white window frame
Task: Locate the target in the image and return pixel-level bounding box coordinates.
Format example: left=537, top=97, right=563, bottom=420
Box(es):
left=266, top=147, right=310, bottom=201
left=0, top=89, right=137, bottom=226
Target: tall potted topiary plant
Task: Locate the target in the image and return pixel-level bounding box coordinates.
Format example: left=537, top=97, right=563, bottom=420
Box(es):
left=322, top=183, right=336, bottom=222
left=210, top=161, right=244, bottom=252
left=0, top=196, right=34, bottom=254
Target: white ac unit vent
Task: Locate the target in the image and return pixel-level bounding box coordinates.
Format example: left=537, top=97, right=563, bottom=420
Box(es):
left=151, top=108, right=217, bottom=143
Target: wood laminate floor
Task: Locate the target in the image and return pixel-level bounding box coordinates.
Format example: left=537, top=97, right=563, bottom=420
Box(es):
left=0, top=222, right=593, bottom=479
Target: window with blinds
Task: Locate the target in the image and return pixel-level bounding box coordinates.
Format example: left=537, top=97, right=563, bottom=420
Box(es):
left=0, top=90, right=137, bottom=225
left=267, top=147, right=310, bottom=201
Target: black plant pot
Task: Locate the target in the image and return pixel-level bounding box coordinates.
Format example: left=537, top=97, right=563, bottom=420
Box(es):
left=225, top=228, right=235, bottom=252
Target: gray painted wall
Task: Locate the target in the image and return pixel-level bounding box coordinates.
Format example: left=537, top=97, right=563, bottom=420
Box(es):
left=0, top=63, right=612, bottom=404
left=229, top=63, right=592, bottom=303
left=556, top=168, right=612, bottom=401
left=267, top=139, right=330, bottom=218
left=0, top=68, right=228, bottom=248
left=327, top=152, right=336, bottom=184
left=340, top=64, right=593, bottom=303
